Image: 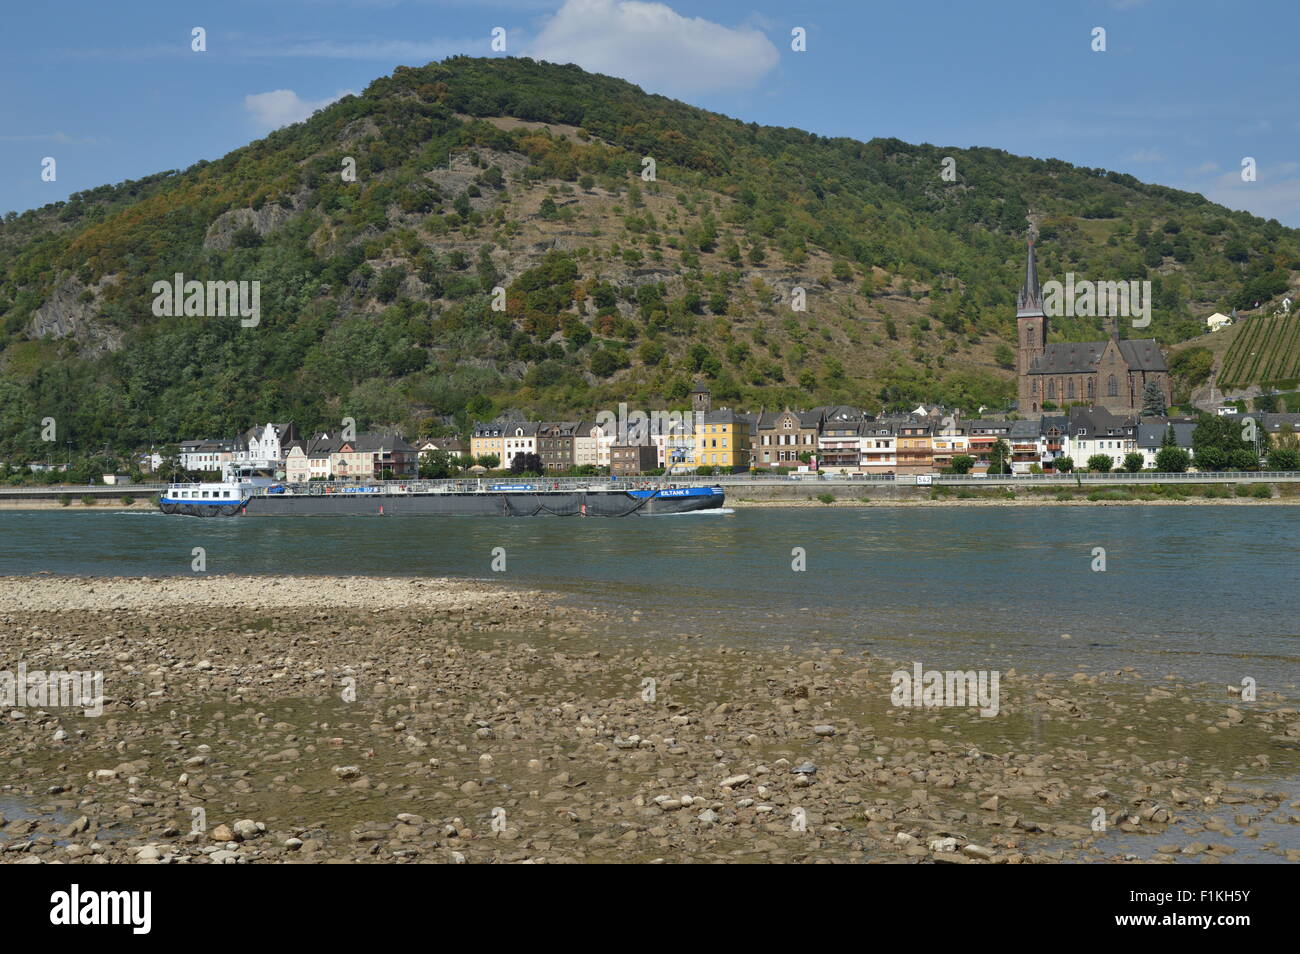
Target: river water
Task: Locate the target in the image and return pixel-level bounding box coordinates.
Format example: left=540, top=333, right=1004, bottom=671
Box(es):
left=1, top=505, right=1295, bottom=686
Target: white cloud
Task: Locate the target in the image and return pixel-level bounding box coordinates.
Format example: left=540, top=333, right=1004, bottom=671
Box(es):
left=1201, top=164, right=1300, bottom=223
left=244, top=89, right=353, bottom=130
left=527, top=0, right=779, bottom=97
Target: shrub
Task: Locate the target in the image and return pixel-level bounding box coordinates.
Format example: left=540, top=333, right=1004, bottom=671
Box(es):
left=121, top=495, right=136, bottom=506
left=59, top=494, right=71, bottom=507
left=81, top=495, right=96, bottom=506
left=817, top=492, right=835, bottom=504
left=1251, top=483, right=1272, bottom=498
left=1088, top=490, right=1132, bottom=502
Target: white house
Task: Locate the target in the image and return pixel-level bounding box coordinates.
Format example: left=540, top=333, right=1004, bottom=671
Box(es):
left=1205, top=312, right=1233, bottom=332
left=243, top=422, right=297, bottom=464
left=1068, top=407, right=1138, bottom=470
left=501, top=422, right=539, bottom=466
left=859, top=422, right=897, bottom=474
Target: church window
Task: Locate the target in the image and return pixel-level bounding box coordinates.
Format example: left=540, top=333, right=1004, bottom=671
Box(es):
left=1087, top=379, right=1095, bottom=399
left=1068, top=380, right=1076, bottom=399
left=1047, top=380, right=1056, bottom=400
left=1107, top=375, right=1117, bottom=397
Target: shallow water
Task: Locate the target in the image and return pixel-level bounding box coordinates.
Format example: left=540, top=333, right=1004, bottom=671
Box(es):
left=1, top=505, right=1296, bottom=685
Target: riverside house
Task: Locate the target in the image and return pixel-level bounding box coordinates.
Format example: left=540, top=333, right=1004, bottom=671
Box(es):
left=538, top=422, right=578, bottom=474
left=331, top=433, right=417, bottom=480
left=284, top=433, right=338, bottom=482
left=501, top=422, right=540, bottom=469
left=1068, top=407, right=1138, bottom=471
left=470, top=422, right=506, bottom=464
left=860, top=422, right=897, bottom=474
left=895, top=420, right=934, bottom=475
left=819, top=415, right=866, bottom=473
left=753, top=409, right=820, bottom=469
left=697, top=409, right=753, bottom=471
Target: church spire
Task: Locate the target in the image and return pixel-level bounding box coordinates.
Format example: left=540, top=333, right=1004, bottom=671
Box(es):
left=1016, top=235, right=1044, bottom=317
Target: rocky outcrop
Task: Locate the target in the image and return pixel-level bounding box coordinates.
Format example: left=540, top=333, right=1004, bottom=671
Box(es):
left=203, top=200, right=299, bottom=251
left=28, top=276, right=123, bottom=355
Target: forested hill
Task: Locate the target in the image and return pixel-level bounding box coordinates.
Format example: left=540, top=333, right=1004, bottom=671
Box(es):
left=2, top=55, right=1297, bottom=457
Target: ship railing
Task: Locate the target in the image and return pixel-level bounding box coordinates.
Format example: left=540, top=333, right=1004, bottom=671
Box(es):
left=243, top=469, right=1300, bottom=497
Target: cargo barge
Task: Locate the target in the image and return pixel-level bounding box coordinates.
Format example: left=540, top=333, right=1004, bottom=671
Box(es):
left=158, top=477, right=725, bottom=517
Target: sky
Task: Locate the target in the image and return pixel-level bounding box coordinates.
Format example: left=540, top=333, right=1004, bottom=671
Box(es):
left=3, top=0, right=1299, bottom=224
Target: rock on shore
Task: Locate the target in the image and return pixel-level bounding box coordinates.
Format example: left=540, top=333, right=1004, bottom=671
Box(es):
left=1, top=576, right=1297, bottom=865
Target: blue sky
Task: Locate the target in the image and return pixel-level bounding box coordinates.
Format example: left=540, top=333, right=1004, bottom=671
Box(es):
left=3, top=0, right=1298, bottom=224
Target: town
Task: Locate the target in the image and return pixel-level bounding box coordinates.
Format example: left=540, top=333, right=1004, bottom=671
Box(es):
left=152, top=393, right=1295, bottom=485
left=148, top=241, right=1300, bottom=482
left=13, top=238, right=1299, bottom=486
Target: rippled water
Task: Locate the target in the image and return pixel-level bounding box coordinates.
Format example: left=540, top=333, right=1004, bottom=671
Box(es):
left=1, top=506, right=1296, bottom=684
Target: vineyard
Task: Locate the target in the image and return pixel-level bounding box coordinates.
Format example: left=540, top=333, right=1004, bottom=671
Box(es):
left=1219, top=313, right=1300, bottom=389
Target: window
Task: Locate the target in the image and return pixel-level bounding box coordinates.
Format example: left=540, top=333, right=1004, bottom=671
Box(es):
left=1107, top=374, right=1117, bottom=397
left=1087, top=379, right=1095, bottom=399
left=1047, top=380, right=1056, bottom=400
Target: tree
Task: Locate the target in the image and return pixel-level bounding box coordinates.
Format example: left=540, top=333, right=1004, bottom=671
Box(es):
left=950, top=454, right=975, bottom=474
left=476, top=453, right=500, bottom=469
left=1087, top=453, right=1115, bottom=473
left=1141, top=381, right=1166, bottom=417
left=987, top=439, right=1012, bottom=474
left=419, top=449, right=457, bottom=479
left=1266, top=447, right=1299, bottom=470
left=1155, top=446, right=1190, bottom=472
left=157, top=444, right=183, bottom=481
left=1123, top=452, right=1145, bottom=472
left=1055, top=456, right=1074, bottom=473
left=1192, top=415, right=1251, bottom=470
left=509, top=452, right=542, bottom=475
left=1194, top=445, right=1227, bottom=471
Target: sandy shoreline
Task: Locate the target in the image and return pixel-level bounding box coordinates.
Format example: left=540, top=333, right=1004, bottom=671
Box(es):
left=2, top=575, right=1297, bottom=865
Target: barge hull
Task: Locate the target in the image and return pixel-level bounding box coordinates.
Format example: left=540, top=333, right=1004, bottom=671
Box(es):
left=164, top=488, right=724, bottom=517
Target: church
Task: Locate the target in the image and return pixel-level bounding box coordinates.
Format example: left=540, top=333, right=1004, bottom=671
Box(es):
left=1015, top=238, right=1171, bottom=416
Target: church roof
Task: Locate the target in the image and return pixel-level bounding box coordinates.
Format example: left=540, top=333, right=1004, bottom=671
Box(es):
left=1028, top=338, right=1167, bottom=374
left=1116, top=339, right=1168, bottom=371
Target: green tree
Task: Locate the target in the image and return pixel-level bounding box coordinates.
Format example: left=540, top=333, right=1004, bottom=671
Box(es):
left=950, top=454, right=975, bottom=474
left=418, top=449, right=457, bottom=479
left=1086, top=453, right=1115, bottom=473
left=987, top=439, right=1012, bottom=474
left=1155, top=446, right=1190, bottom=472
left=1123, top=452, right=1145, bottom=472
left=1141, top=381, right=1165, bottom=416
left=1266, top=447, right=1299, bottom=470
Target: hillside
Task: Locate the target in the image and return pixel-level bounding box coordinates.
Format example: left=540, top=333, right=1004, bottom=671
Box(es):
left=2, top=55, right=1299, bottom=458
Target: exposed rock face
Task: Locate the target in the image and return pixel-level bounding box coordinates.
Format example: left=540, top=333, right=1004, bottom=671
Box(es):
left=203, top=200, right=298, bottom=251
left=28, top=277, right=123, bottom=355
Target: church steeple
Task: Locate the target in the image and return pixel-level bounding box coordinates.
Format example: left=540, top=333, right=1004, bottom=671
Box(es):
left=1016, top=237, right=1044, bottom=317
left=1015, top=232, right=1048, bottom=417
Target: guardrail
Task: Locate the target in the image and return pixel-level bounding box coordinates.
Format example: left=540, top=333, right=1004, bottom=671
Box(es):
left=4, top=471, right=1298, bottom=499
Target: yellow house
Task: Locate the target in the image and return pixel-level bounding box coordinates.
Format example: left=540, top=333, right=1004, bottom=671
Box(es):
left=470, top=422, right=505, bottom=464
left=695, top=410, right=753, bottom=471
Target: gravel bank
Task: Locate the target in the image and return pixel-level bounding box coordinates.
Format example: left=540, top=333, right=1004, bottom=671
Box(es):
left=2, top=576, right=1297, bottom=865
